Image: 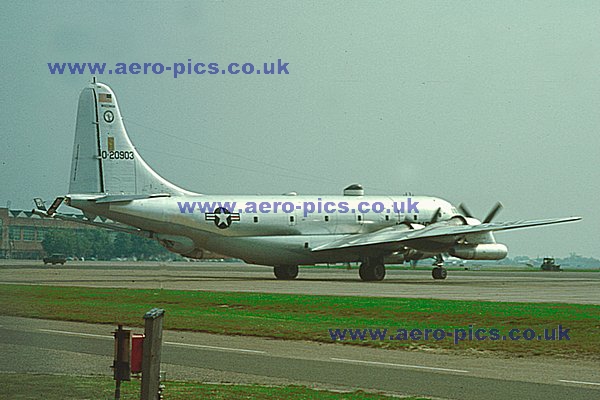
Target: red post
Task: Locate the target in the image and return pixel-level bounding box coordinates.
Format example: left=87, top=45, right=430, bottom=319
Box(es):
left=131, top=334, right=145, bottom=373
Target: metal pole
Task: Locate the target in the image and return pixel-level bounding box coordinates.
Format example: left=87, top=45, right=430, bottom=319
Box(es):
left=115, top=380, right=121, bottom=400
left=141, top=308, right=165, bottom=400
left=113, top=324, right=130, bottom=400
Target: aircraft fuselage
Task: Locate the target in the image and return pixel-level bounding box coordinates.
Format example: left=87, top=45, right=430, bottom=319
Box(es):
left=69, top=194, right=456, bottom=266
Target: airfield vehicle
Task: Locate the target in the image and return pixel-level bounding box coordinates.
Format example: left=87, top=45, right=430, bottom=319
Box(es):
left=540, top=257, right=561, bottom=271
left=43, top=253, right=66, bottom=265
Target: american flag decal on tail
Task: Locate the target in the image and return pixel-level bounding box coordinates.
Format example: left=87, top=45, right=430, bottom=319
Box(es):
left=99, top=93, right=112, bottom=103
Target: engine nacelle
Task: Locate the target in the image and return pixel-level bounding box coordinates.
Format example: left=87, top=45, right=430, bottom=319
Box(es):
left=449, top=243, right=508, bottom=260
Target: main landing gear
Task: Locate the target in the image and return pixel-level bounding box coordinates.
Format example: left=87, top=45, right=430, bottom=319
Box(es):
left=359, top=257, right=386, bottom=281
left=274, top=265, right=299, bottom=280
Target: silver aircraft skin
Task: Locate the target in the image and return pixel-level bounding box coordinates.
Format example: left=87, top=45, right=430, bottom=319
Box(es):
left=34, top=81, right=581, bottom=281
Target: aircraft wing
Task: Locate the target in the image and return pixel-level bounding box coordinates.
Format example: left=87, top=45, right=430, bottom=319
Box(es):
left=311, top=217, right=581, bottom=252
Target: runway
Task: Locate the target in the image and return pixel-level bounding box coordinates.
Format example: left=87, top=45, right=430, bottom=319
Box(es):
left=1, top=260, right=599, bottom=304
left=1, top=316, right=598, bottom=399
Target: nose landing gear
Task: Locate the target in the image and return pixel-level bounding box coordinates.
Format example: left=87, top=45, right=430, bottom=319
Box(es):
left=432, top=254, right=448, bottom=280
left=432, top=267, right=448, bottom=280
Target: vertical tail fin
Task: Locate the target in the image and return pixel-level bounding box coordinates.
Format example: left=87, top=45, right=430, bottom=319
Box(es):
left=69, top=81, right=195, bottom=196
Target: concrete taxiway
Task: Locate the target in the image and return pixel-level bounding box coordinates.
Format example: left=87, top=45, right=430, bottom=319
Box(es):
left=1, top=316, right=599, bottom=400
left=1, top=260, right=599, bottom=304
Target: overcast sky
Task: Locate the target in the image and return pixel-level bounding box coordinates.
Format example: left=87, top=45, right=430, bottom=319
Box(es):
left=1, top=1, right=598, bottom=257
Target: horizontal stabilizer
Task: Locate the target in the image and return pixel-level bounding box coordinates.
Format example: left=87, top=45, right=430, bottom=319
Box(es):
left=93, top=193, right=171, bottom=204
left=31, top=208, right=151, bottom=237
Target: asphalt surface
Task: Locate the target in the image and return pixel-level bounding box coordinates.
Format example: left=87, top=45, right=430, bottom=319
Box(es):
left=1, top=316, right=599, bottom=399
left=1, top=260, right=599, bottom=304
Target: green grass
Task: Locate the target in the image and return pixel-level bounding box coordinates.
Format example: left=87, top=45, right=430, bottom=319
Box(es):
left=0, top=373, right=419, bottom=399
left=1, top=284, right=598, bottom=358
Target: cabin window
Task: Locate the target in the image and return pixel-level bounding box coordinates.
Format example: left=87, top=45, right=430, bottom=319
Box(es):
left=290, top=216, right=295, bottom=223
left=253, top=216, right=259, bottom=223
left=357, top=215, right=362, bottom=222
left=324, top=216, right=329, bottom=222
left=304, top=242, right=309, bottom=249
left=414, top=214, right=418, bottom=221
left=385, top=215, right=389, bottom=221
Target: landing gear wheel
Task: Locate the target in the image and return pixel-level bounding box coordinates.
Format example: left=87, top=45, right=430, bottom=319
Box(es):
left=359, top=259, right=386, bottom=281
left=359, top=263, right=371, bottom=281
left=432, top=267, right=447, bottom=280
left=372, top=263, right=386, bottom=281
left=274, top=265, right=299, bottom=280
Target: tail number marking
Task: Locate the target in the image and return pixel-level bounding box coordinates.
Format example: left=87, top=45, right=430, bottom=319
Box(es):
left=101, top=150, right=135, bottom=160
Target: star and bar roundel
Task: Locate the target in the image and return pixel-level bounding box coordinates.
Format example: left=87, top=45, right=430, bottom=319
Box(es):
left=205, top=207, right=241, bottom=229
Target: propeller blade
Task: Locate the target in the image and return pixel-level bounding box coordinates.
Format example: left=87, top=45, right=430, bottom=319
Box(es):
left=483, top=202, right=503, bottom=223
left=458, top=203, right=473, bottom=218
left=430, top=207, right=442, bottom=224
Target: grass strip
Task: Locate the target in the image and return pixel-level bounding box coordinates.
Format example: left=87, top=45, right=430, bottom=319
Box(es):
left=0, top=284, right=598, bottom=358
left=0, top=373, right=420, bottom=399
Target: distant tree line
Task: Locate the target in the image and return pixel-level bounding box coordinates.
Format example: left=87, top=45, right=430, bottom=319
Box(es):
left=41, top=228, right=173, bottom=260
